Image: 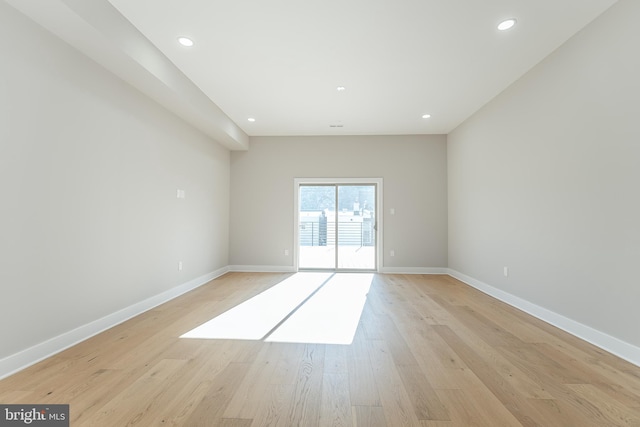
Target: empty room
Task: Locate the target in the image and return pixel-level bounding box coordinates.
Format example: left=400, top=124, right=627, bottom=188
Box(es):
left=1, top=0, right=639, bottom=426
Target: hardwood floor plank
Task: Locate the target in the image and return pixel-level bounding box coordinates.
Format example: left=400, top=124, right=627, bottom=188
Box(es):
left=526, top=397, right=604, bottom=427
left=359, top=301, right=387, bottom=340
left=420, top=423, right=453, bottom=427
left=376, top=313, right=422, bottom=367
left=549, top=342, right=640, bottom=398
left=368, top=339, right=423, bottom=426
left=250, top=383, right=295, bottom=427
left=404, top=275, right=468, bottom=325
left=425, top=306, right=554, bottom=399
left=347, top=334, right=381, bottom=406
left=0, top=390, right=31, bottom=403
left=351, top=405, right=387, bottom=427
left=434, top=388, right=521, bottom=427
left=60, top=368, right=130, bottom=425
left=431, top=295, right=525, bottom=348
left=395, top=364, right=449, bottom=421
left=412, top=325, right=468, bottom=371
left=223, top=343, right=282, bottom=419
left=319, top=372, right=352, bottom=427
left=498, top=343, right=640, bottom=426
left=497, top=342, right=592, bottom=384
left=182, top=362, right=252, bottom=427
left=324, top=344, right=349, bottom=375
left=534, top=342, right=640, bottom=407
left=269, top=343, right=306, bottom=385
left=566, top=384, right=640, bottom=426
left=286, top=344, right=325, bottom=427
left=218, top=419, right=253, bottom=427
left=144, top=378, right=213, bottom=426
left=433, top=325, right=544, bottom=427
left=75, top=358, right=188, bottom=426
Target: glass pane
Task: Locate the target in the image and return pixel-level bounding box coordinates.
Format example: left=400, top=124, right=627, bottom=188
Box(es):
left=336, top=185, right=376, bottom=270
left=298, top=185, right=336, bottom=269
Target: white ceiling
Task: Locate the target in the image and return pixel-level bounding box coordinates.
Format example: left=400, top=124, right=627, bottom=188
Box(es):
left=106, top=0, right=617, bottom=136
left=6, top=0, right=618, bottom=145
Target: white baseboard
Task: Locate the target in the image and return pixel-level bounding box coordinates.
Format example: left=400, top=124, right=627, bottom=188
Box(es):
left=228, top=265, right=297, bottom=273
left=379, top=267, right=449, bottom=274
left=0, top=267, right=229, bottom=380
left=447, top=269, right=640, bottom=368
left=228, top=266, right=450, bottom=275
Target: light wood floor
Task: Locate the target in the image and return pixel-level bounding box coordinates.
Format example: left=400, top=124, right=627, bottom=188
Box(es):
left=1, top=273, right=640, bottom=426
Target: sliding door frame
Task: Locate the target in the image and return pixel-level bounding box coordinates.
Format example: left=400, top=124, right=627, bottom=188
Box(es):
left=294, top=177, right=383, bottom=272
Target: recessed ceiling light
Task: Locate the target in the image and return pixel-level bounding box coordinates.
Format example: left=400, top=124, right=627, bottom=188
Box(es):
left=497, top=18, right=517, bottom=31
left=177, top=36, right=194, bottom=47
left=247, top=117, right=256, bottom=122
left=422, top=114, right=431, bottom=119
left=336, top=86, right=346, bottom=92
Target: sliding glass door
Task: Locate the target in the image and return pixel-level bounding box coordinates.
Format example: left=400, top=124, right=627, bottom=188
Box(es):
left=297, top=182, right=377, bottom=271
left=298, top=185, right=336, bottom=269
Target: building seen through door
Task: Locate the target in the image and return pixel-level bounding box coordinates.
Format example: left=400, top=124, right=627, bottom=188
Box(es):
left=298, top=184, right=377, bottom=270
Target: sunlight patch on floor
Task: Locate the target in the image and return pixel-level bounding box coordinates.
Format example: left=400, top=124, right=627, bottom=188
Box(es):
left=180, top=272, right=373, bottom=345
left=266, top=273, right=373, bottom=345
left=180, top=272, right=331, bottom=340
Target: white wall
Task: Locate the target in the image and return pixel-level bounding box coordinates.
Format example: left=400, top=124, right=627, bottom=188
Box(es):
left=0, top=3, right=230, bottom=361
left=230, top=135, right=447, bottom=270
left=448, top=0, right=640, bottom=350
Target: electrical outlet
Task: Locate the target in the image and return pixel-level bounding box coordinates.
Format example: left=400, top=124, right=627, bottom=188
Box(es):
left=504, top=266, right=508, bottom=277
left=390, top=250, right=395, bottom=257
left=284, top=249, right=289, bottom=256
left=179, top=261, right=183, bottom=271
